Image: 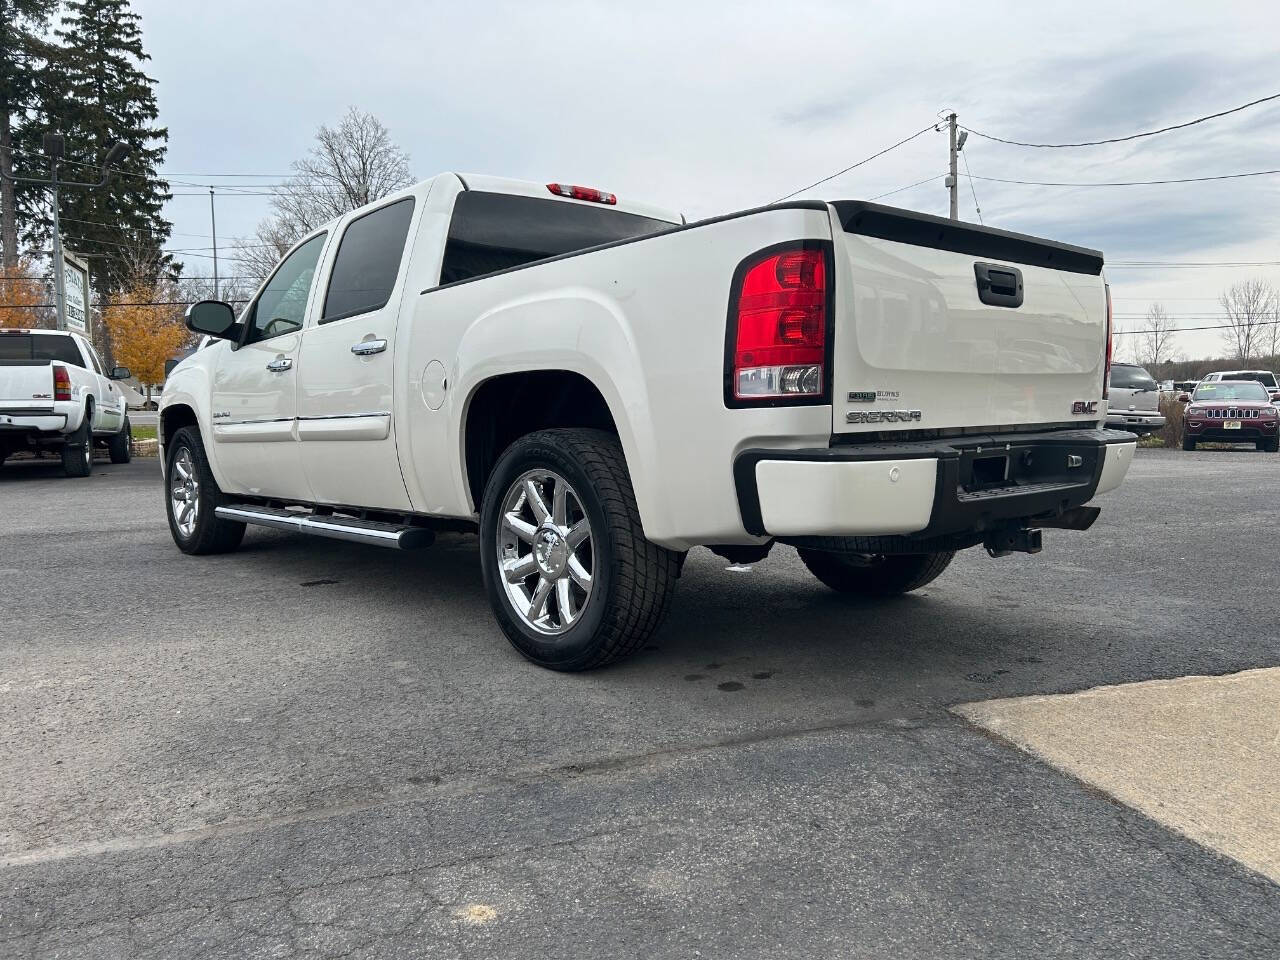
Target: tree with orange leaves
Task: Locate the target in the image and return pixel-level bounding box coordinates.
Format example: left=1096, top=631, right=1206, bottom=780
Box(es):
left=0, top=259, right=53, bottom=328
left=102, top=277, right=191, bottom=401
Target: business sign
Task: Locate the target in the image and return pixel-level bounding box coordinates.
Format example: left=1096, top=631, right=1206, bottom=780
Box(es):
left=62, top=251, right=90, bottom=335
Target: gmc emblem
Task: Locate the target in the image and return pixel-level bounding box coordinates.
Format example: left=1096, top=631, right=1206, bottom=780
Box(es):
left=1072, top=400, right=1099, bottom=415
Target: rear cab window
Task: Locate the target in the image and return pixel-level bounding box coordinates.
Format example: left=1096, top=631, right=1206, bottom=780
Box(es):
left=0, top=332, right=85, bottom=367
left=439, top=191, right=674, bottom=285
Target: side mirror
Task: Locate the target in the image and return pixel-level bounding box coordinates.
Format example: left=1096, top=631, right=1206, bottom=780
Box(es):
left=164, top=358, right=179, bottom=377
left=1271, top=392, right=1280, bottom=403
left=185, top=299, right=239, bottom=339
left=109, top=366, right=130, bottom=380
left=1177, top=393, right=1191, bottom=403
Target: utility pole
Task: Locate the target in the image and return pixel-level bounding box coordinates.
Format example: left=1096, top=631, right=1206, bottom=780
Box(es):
left=0, top=135, right=128, bottom=329
left=208, top=186, right=219, bottom=300
left=946, top=112, right=959, bottom=221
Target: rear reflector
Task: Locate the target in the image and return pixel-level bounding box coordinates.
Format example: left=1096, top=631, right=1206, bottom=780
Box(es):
left=728, top=246, right=829, bottom=404
left=546, top=183, right=617, bottom=205
left=53, top=364, right=72, bottom=401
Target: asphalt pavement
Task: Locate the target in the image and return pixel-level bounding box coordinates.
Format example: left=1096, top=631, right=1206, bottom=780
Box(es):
left=1, top=448, right=1277, bottom=958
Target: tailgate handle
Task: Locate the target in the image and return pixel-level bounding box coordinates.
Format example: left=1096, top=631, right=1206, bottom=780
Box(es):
left=974, top=262, right=1024, bottom=308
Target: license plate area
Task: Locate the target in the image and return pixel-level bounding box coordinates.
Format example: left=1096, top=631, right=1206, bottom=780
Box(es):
left=1225, top=420, right=1242, bottom=430
left=957, top=437, right=1099, bottom=494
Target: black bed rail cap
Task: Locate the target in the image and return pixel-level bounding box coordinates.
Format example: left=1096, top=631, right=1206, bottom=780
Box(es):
left=830, top=200, right=1104, bottom=276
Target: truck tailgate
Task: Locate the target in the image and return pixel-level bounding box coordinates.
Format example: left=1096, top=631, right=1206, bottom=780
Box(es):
left=0, top=361, right=54, bottom=408
left=827, top=202, right=1107, bottom=436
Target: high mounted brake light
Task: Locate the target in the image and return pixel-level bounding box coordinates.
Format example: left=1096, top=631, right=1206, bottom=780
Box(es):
left=726, top=244, right=831, bottom=406
left=1103, top=283, right=1113, bottom=401
left=546, top=183, right=617, bottom=205
left=53, top=364, right=72, bottom=402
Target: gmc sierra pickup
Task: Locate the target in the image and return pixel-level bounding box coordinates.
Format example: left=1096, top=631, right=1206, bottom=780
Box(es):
left=1, top=328, right=133, bottom=476
left=160, top=173, right=1135, bottom=670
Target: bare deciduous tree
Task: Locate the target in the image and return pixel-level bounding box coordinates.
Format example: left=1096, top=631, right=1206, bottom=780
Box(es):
left=1135, top=303, right=1177, bottom=371
left=236, top=107, right=413, bottom=284
left=1219, top=278, right=1277, bottom=364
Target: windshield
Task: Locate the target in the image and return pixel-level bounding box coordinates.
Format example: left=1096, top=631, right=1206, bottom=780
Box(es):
left=1192, top=382, right=1270, bottom=403
left=1109, top=365, right=1158, bottom=390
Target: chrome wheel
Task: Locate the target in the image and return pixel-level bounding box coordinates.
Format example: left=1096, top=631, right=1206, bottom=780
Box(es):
left=170, top=447, right=200, bottom=539
left=496, top=469, right=594, bottom=636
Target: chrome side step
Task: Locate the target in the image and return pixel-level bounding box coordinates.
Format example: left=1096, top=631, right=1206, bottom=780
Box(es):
left=215, top=504, right=435, bottom=549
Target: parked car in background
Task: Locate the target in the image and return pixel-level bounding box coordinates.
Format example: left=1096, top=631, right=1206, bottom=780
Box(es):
left=1106, top=363, right=1165, bottom=435
left=0, top=328, right=134, bottom=475
left=1182, top=380, right=1279, bottom=452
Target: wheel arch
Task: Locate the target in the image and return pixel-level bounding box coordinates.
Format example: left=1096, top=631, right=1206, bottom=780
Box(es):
left=462, top=369, right=621, bottom=509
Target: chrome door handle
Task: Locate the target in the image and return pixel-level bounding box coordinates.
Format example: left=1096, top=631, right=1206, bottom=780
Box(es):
left=351, top=338, right=388, bottom=356
left=266, top=357, right=293, bottom=373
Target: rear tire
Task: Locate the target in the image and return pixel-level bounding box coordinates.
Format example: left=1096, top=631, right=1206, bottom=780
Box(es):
left=1182, top=435, right=1196, bottom=451
left=108, top=417, right=132, bottom=464
left=165, top=426, right=245, bottom=554
left=798, top=548, right=954, bottom=596
left=61, top=416, right=93, bottom=477
left=479, top=428, right=679, bottom=671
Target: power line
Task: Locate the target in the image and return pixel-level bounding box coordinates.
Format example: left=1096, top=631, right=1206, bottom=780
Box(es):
left=1, top=300, right=250, bottom=309
left=772, top=123, right=938, bottom=203
left=969, top=168, right=1280, bottom=187
left=1111, top=317, right=1280, bottom=335
left=960, top=92, right=1280, bottom=148
left=869, top=174, right=944, bottom=201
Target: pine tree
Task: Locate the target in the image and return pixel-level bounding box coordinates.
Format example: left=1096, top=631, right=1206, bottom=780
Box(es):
left=30, top=0, right=174, bottom=295
left=0, top=0, right=57, bottom=270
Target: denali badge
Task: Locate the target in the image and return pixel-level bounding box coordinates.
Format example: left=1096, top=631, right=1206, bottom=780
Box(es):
left=848, top=389, right=901, bottom=403
left=1071, top=400, right=1099, bottom=415
left=212, top=411, right=231, bottom=419
left=846, top=410, right=922, bottom=424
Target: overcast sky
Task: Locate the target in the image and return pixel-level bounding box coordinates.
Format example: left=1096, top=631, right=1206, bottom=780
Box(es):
left=134, top=0, right=1280, bottom=362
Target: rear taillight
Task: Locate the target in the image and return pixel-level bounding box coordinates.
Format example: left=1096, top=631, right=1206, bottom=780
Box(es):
left=727, top=245, right=830, bottom=404
left=1103, top=283, right=1113, bottom=400
left=53, top=364, right=72, bottom=402
left=546, top=183, right=617, bottom=205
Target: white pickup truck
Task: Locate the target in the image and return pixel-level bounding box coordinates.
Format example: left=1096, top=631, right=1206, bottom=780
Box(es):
left=0, top=328, right=133, bottom=476
left=160, top=173, right=1135, bottom=670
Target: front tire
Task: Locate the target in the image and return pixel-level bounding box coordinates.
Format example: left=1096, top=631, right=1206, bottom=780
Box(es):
left=797, top=548, right=954, bottom=596
left=1182, top=435, right=1196, bottom=451
left=61, top=416, right=93, bottom=477
left=108, top=417, right=132, bottom=463
left=479, top=429, right=679, bottom=671
left=165, top=426, right=245, bottom=554
left=1261, top=437, right=1279, bottom=453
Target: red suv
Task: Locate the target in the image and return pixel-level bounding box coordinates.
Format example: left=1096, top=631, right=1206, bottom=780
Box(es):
left=1182, top=380, right=1280, bottom=452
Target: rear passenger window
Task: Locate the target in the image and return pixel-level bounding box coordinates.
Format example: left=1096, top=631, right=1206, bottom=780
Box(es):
left=321, top=198, right=415, bottom=323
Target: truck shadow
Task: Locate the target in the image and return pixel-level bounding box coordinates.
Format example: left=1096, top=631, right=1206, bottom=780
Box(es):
left=0, top=456, right=125, bottom=481
left=227, top=528, right=1275, bottom=716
